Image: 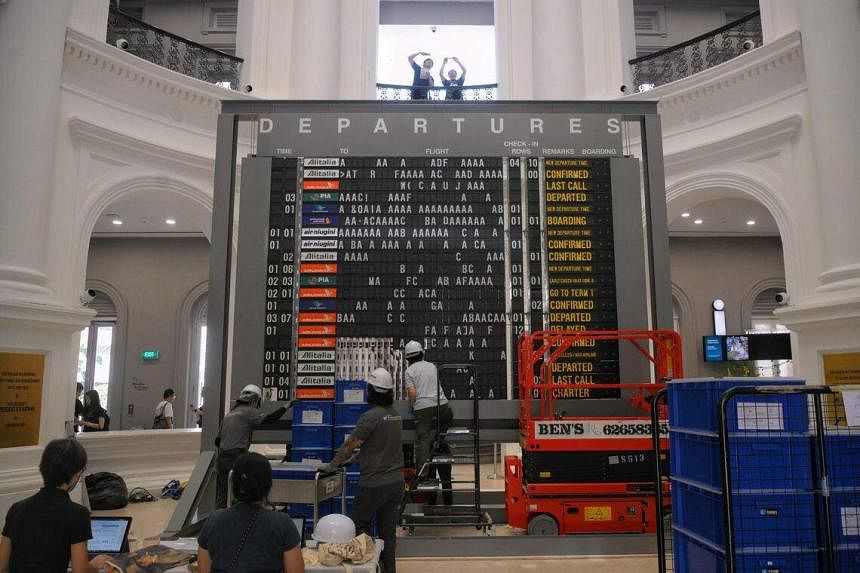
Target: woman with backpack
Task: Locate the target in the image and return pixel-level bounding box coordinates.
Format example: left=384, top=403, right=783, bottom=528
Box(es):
left=80, top=390, right=109, bottom=432
left=153, top=388, right=176, bottom=429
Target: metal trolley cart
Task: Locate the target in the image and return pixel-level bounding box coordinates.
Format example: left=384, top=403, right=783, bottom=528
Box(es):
left=505, top=329, right=682, bottom=536
left=230, top=462, right=347, bottom=527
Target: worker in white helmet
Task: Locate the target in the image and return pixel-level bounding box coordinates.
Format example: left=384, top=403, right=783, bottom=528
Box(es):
left=403, top=340, right=453, bottom=505
left=320, top=368, right=403, bottom=573
left=213, top=384, right=287, bottom=508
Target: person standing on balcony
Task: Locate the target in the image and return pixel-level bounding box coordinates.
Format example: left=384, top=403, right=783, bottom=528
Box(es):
left=408, top=52, right=434, bottom=100
left=440, top=57, right=466, bottom=100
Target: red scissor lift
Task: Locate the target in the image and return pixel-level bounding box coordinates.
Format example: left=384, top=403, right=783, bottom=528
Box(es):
left=505, top=330, right=682, bottom=535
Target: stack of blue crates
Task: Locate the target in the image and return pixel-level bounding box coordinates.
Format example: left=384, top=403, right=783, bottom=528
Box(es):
left=825, top=428, right=860, bottom=572
left=334, top=380, right=369, bottom=523
left=668, top=378, right=816, bottom=573
left=291, top=401, right=334, bottom=464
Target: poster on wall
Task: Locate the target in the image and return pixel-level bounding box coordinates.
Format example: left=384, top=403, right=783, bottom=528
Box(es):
left=823, top=351, right=860, bottom=426
left=0, top=352, right=44, bottom=448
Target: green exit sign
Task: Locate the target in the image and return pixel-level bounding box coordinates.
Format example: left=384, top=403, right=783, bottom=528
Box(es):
left=141, top=350, right=159, bottom=361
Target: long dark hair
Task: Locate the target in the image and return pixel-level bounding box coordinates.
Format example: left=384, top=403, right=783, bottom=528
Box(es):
left=231, top=452, right=273, bottom=504
left=82, top=389, right=102, bottom=416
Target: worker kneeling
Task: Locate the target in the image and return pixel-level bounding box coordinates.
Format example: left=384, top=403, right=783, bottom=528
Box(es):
left=319, top=368, right=403, bottom=573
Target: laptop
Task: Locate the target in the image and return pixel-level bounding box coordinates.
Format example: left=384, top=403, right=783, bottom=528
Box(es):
left=290, top=515, right=307, bottom=548
left=87, top=516, right=133, bottom=558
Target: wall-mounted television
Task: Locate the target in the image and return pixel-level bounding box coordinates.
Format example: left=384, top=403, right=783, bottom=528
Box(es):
left=702, top=334, right=791, bottom=362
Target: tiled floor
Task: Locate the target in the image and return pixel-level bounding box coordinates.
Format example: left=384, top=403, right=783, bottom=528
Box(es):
left=96, top=499, right=658, bottom=572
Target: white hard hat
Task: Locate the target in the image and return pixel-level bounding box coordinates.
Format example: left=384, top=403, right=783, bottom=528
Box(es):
left=367, top=368, right=394, bottom=392
left=239, top=384, right=262, bottom=400
left=313, top=513, right=356, bottom=543
left=404, top=340, right=423, bottom=358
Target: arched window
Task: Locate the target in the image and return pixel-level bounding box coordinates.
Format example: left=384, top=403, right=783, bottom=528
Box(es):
left=748, top=287, right=792, bottom=376
left=77, top=291, right=117, bottom=408
left=187, top=294, right=208, bottom=426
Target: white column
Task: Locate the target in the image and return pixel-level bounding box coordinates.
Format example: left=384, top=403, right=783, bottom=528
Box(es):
left=796, top=0, right=860, bottom=294
left=68, top=0, right=110, bottom=40
left=758, top=0, right=799, bottom=44
left=531, top=0, right=585, bottom=99
left=580, top=0, right=635, bottom=99
left=236, top=0, right=295, bottom=98
left=289, top=0, right=341, bottom=99
left=0, top=0, right=72, bottom=301
left=338, top=0, right=379, bottom=99
left=494, top=0, right=535, bottom=99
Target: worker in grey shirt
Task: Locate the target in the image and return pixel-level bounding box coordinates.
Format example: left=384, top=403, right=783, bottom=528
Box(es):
left=404, top=341, right=453, bottom=504
left=214, top=384, right=287, bottom=508
left=320, top=368, right=403, bottom=573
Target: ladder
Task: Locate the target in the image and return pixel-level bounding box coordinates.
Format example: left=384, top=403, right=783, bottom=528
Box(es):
left=400, top=364, right=490, bottom=533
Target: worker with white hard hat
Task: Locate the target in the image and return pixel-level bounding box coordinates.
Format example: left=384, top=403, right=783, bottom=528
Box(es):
left=320, top=368, right=403, bottom=573
left=213, top=384, right=287, bottom=508
left=404, top=341, right=453, bottom=504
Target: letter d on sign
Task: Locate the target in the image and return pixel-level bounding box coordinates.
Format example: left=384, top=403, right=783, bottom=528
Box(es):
left=259, top=118, right=273, bottom=133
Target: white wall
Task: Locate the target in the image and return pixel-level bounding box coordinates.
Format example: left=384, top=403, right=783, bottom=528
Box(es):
left=129, top=0, right=237, bottom=52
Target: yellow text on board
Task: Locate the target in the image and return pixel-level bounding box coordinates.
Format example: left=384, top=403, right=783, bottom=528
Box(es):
left=823, top=352, right=860, bottom=426
left=0, top=353, right=45, bottom=448
left=584, top=506, right=613, bottom=521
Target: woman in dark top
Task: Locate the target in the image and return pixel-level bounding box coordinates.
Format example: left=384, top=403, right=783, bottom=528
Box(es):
left=408, top=51, right=434, bottom=100
left=80, top=390, right=109, bottom=432
left=198, top=453, right=303, bottom=573
left=0, top=438, right=108, bottom=573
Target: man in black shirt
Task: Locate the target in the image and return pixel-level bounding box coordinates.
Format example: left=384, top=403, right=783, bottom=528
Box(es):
left=0, top=438, right=108, bottom=573
left=440, top=56, right=467, bottom=100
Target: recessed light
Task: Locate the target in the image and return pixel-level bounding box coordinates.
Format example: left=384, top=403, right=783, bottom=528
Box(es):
left=681, top=212, right=690, bottom=218
left=746, top=220, right=756, bottom=226
left=693, top=219, right=703, bottom=225
left=165, top=218, right=176, bottom=225
left=112, top=219, right=123, bottom=226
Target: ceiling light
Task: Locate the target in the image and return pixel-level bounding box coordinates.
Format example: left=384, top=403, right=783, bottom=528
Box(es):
left=746, top=219, right=756, bottom=226
left=111, top=219, right=123, bottom=226
left=693, top=219, right=703, bottom=225
left=165, top=218, right=176, bottom=225
left=681, top=212, right=690, bottom=218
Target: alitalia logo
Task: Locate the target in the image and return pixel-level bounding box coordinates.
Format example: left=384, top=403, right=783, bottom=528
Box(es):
left=301, top=251, right=338, bottom=261
left=297, top=350, right=335, bottom=361
left=303, top=158, right=339, bottom=167
left=297, top=362, right=335, bottom=374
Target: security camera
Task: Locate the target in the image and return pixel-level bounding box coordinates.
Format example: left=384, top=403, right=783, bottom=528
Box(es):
left=115, top=38, right=130, bottom=50
left=775, top=291, right=789, bottom=305
left=741, top=39, right=756, bottom=51
left=431, top=26, right=437, bottom=33
left=620, top=84, right=628, bottom=94
left=242, top=84, right=253, bottom=93
left=80, top=289, right=97, bottom=305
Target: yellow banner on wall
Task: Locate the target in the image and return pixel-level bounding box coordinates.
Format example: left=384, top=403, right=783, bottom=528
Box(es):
left=0, top=353, right=45, bottom=448
left=823, top=352, right=860, bottom=426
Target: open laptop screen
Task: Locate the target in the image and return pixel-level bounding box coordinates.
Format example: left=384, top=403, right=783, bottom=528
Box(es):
left=88, top=517, right=132, bottom=554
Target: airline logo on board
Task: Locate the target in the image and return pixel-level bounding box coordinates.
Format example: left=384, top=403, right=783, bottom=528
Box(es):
left=301, top=251, right=338, bottom=262
left=303, top=158, right=340, bottom=167
left=302, top=215, right=339, bottom=227
left=297, top=375, right=336, bottom=386
left=298, top=312, right=337, bottom=323
left=302, top=228, right=338, bottom=238
left=297, top=362, right=336, bottom=374
left=300, top=263, right=337, bottom=274
left=303, top=192, right=339, bottom=202
left=298, top=338, right=337, bottom=348
left=303, top=169, right=340, bottom=178
left=297, top=350, right=336, bottom=361
left=303, top=180, right=340, bottom=190
left=298, top=324, right=336, bottom=336
left=299, top=288, right=337, bottom=298
left=301, top=239, right=338, bottom=249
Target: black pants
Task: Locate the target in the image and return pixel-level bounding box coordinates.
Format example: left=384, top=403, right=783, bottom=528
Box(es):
left=426, top=442, right=453, bottom=506
left=353, top=481, right=403, bottom=573
left=215, top=448, right=244, bottom=509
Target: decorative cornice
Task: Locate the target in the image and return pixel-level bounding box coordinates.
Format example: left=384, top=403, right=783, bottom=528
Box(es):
left=64, top=28, right=255, bottom=111
left=775, top=296, right=860, bottom=329
left=69, top=117, right=215, bottom=174
left=0, top=300, right=95, bottom=329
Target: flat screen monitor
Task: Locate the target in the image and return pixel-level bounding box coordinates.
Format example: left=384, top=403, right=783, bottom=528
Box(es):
left=703, top=336, right=725, bottom=362
left=748, top=333, right=792, bottom=360
left=726, top=336, right=750, bottom=361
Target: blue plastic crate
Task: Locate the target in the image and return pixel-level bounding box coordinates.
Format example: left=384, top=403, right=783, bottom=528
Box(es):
left=292, top=424, right=334, bottom=449
left=336, top=380, right=367, bottom=403
left=290, top=447, right=333, bottom=464
left=335, top=402, right=369, bottom=426
left=272, top=462, right=318, bottom=480
left=668, top=378, right=808, bottom=433
left=292, top=400, right=334, bottom=425
left=672, top=478, right=818, bottom=549
left=830, top=491, right=860, bottom=546
left=826, top=433, right=860, bottom=489
left=334, top=425, right=356, bottom=447
left=669, top=429, right=814, bottom=490
left=836, top=545, right=860, bottom=573
left=673, top=527, right=821, bottom=573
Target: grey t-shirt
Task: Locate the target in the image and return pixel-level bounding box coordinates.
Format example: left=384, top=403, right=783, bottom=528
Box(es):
left=198, top=503, right=300, bottom=573
left=352, top=405, right=404, bottom=487
left=218, top=405, right=267, bottom=451
left=405, top=360, right=448, bottom=411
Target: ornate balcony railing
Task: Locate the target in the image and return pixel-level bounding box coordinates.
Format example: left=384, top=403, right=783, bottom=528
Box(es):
left=629, top=10, right=762, bottom=91
left=376, top=83, right=498, bottom=101
left=106, top=8, right=243, bottom=90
